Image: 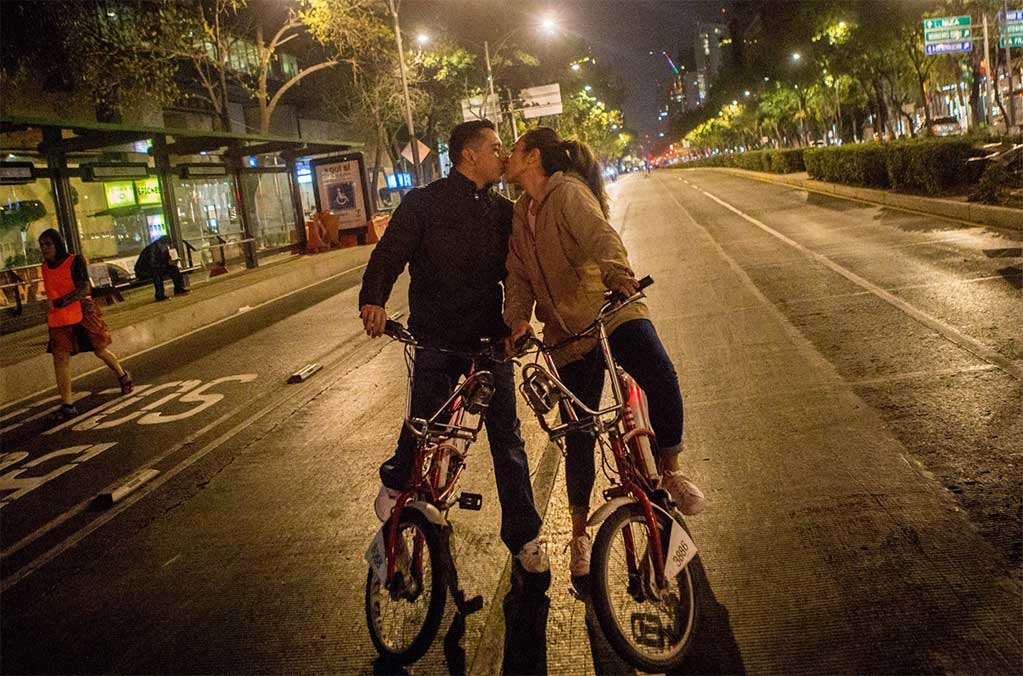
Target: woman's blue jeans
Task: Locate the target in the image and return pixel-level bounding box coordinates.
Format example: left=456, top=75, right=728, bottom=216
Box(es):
left=557, top=319, right=684, bottom=515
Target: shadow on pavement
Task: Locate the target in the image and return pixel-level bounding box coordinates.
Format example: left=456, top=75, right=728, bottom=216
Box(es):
left=672, top=556, right=746, bottom=675
left=502, top=567, right=551, bottom=675
left=575, top=554, right=746, bottom=676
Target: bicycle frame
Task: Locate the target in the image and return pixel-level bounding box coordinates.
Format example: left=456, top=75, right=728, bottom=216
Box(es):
left=384, top=334, right=498, bottom=587
left=518, top=288, right=673, bottom=586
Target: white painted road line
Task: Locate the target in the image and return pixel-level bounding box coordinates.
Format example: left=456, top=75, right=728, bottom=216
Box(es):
left=3, top=262, right=370, bottom=410
left=673, top=178, right=1023, bottom=382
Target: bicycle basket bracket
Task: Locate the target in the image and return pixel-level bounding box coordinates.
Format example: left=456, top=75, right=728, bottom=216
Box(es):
left=520, top=365, right=562, bottom=415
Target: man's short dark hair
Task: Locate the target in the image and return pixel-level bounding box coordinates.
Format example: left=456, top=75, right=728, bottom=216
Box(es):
left=448, top=119, right=495, bottom=168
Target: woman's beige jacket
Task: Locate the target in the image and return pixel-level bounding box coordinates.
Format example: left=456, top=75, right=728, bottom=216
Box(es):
left=503, top=171, right=648, bottom=366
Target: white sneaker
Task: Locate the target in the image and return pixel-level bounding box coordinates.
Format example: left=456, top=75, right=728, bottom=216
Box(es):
left=569, top=534, right=591, bottom=577
left=661, top=471, right=706, bottom=515
left=516, top=538, right=550, bottom=574
left=374, top=485, right=401, bottom=522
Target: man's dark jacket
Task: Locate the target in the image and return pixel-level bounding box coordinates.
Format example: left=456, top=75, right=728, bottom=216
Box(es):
left=359, top=169, right=514, bottom=349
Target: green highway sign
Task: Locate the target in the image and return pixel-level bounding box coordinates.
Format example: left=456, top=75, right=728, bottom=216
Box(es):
left=925, top=27, right=972, bottom=42
left=1000, top=36, right=1023, bottom=47
left=923, top=15, right=971, bottom=30
left=1000, top=22, right=1023, bottom=35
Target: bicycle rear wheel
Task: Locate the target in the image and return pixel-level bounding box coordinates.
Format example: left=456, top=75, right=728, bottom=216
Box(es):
left=365, top=510, right=447, bottom=665
left=590, top=502, right=700, bottom=673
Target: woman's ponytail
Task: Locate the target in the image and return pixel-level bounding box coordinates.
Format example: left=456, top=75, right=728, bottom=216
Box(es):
left=521, top=127, right=609, bottom=218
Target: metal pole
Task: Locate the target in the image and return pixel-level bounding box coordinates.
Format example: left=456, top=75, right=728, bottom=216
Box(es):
left=507, top=87, right=519, bottom=140
left=484, top=40, right=501, bottom=138
left=388, top=0, right=422, bottom=186
left=984, top=13, right=996, bottom=126
left=1003, top=0, right=1017, bottom=129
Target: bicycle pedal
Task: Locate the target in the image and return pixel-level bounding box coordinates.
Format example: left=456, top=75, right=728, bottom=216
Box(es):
left=458, top=492, right=483, bottom=510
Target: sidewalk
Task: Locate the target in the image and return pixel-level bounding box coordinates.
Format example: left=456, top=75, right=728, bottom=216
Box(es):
left=0, top=246, right=374, bottom=405
left=711, top=168, right=1022, bottom=235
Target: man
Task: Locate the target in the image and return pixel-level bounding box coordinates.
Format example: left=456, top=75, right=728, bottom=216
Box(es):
left=136, top=236, right=189, bottom=302
left=359, top=120, right=549, bottom=578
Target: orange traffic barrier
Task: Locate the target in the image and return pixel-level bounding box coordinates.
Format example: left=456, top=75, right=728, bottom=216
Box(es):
left=318, top=212, right=342, bottom=248
left=366, top=214, right=390, bottom=244
left=305, top=217, right=330, bottom=254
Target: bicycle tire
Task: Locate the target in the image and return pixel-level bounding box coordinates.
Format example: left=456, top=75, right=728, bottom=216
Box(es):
left=590, top=502, right=700, bottom=673
left=364, top=510, right=447, bottom=665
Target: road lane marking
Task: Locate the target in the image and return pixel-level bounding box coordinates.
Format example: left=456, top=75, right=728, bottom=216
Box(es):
left=0, top=313, right=401, bottom=592
left=673, top=178, right=1022, bottom=382
left=3, top=262, right=370, bottom=410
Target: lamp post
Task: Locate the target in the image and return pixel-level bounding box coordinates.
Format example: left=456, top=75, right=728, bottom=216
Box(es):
left=480, top=17, right=558, bottom=140
left=387, top=0, right=422, bottom=186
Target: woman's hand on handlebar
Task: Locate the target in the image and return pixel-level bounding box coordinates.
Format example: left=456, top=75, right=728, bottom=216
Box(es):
left=360, top=304, right=387, bottom=338
left=610, top=275, right=641, bottom=298
left=505, top=319, right=533, bottom=355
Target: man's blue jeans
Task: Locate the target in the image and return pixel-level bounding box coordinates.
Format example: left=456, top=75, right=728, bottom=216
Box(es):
left=557, top=319, right=684, bottom=515
left=379, top=348, right=542, bottom=554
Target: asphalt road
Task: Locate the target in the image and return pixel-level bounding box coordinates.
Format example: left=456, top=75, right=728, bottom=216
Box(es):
left=1, top=170, right=1019, bottom=674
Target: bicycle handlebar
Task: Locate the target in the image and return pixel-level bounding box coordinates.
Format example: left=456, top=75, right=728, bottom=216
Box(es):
left=514, top=275, right=655, bottom=356
left=385, top=319, right=508, bottom=361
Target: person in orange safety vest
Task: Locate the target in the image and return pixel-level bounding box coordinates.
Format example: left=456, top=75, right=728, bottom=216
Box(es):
left=38, top=228, right=133, bottom=422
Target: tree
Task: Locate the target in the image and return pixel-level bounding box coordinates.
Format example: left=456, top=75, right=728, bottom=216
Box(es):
left=249, top=8, right=339, bottom=135
left=1, top=1, right=182, bottom=123
left=162, top=0, right=247, bottom=131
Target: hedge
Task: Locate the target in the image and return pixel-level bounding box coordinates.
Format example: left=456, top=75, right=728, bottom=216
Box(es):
left=805, top=139, right=983, bottom=195
left=681, top=148, right=804, bottom=173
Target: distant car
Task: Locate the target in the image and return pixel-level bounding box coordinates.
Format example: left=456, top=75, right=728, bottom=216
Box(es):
left=917, top=116, right=963, bottom=137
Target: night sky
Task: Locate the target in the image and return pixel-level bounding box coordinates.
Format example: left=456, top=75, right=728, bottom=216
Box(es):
left=402, top=0, right=727, bottom=140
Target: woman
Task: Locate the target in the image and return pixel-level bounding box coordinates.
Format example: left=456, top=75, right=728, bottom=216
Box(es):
left=503, top=127, right=704, bottom=579
left=38, top=228, right=132, bottom=421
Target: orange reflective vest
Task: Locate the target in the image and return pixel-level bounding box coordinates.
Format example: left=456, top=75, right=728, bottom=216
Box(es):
left=41, top=255, right=89, bottom=327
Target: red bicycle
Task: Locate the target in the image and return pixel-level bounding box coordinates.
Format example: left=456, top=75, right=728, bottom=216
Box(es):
left=363, top=321, right=501, bottom=665
left=514, top=276, right=702, bottom=673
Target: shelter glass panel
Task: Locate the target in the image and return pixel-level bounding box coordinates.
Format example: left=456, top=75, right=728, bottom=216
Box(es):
left=172, top=175, right=245, bottom=270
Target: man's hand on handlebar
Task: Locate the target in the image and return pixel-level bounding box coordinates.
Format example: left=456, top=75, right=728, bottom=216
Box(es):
left=360, top=304, right=387, bottom=338
left=505, top=319, right=533, bottom=355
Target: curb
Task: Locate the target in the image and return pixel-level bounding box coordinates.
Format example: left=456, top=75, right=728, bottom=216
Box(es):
left=1, top=247, right=374, bottom=405
left=710, top=168, right=1021, bottom=235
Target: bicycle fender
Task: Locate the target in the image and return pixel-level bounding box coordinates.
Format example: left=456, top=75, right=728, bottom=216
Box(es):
left=405, top=500, right=448, bottom=528
left=586, top=497, right=633, bottom=529
left=586, top=497, right=676, bottom=530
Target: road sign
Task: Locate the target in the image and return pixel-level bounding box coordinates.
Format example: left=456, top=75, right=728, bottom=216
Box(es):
left=925, top=40, right=973, bottom=55
left=1000, top=36, right=1023, bottom=47
left=519, top=83, right=563, bottom=119
left=923, top=15, right=971, bottom=30
left=460, top=94, right=499, bottom=123
left=925, top=27, right=972, bottom=42
left=1000, top=22, right=1023, bottom=35
left=997, top=9, right=1023, bottom=23
left=401, top=139, right=431, bottom=164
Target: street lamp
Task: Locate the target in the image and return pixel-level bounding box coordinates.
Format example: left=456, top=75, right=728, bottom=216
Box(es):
left=792, top=52, right=801, bottom=62
left=570, top=63, right=581, bottom=71
left=482, top=18, right=559, bottom=139
left=416, top=34, right=429, bottom=46
left=584, top=85, right=592, bottom=91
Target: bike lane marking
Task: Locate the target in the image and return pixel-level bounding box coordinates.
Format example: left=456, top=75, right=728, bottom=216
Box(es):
left=2, top=262, right=370, bottom=410
left=0, top=317, right=400, bottom=592
left=1, top=375, right=258, bottom=521
left=675, top=176, right=1022, bottom=382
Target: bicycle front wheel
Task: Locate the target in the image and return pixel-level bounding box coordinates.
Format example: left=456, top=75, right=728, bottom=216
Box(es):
left=590, top=502, right=700, bottom=673
left=365, top=510, right=447, bottom=665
